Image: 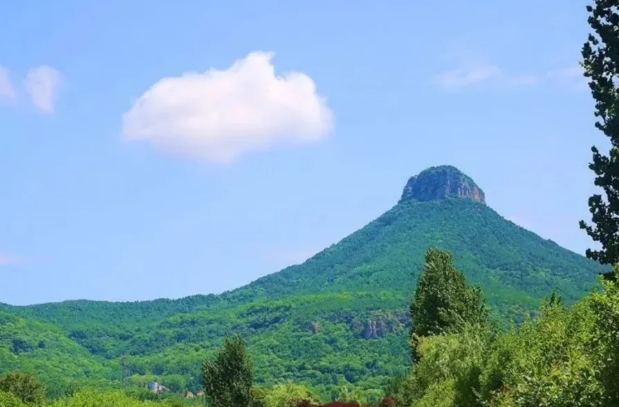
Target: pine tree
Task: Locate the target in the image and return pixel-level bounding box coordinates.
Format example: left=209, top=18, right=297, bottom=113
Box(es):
left=409, top=248, right=488, bottom=362
left=202, top=335, right=253, bottom=407
left=579, top=0, right=619, bottom=273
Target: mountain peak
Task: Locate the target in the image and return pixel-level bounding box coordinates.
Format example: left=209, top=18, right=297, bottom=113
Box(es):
left=399, top=165, right=486, bottom=204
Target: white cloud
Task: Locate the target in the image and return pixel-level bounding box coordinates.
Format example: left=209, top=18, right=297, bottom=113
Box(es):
left=435, top=63, right=588, bottom=92
left=434, top=63, right=502, bottom=91
left=122, top=51, right=334, bottom=162
left=0, top=65, right=15, bottom=100
left=433, top=43, right=587, bottom=93
left=24, top=65, right=63, bottom=113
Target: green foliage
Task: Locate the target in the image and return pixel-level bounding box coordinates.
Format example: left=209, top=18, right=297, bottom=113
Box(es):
left=391, top=275, right=619, bottom=407
left=0, top=372, right=46, bottom=406
left=261, top=383, right=320, bottom=407
left=385, top=320, right=492, bottom=407
left=250, top=385, right=268, bottom=407
left=7, top=268, right=611, bottom=407
left=202, top=335, right=253, bottom=407
left=409, top=248, right=488, bottom=361
left=412, top=324, right=492, bottom=407
left=579, top=0, right=619, bottom=267
left=0, top=311, right=112, bottom=384
left=0, top=390, right=27, bottom=407
left=334, top=385, right=372, bottom=404
left=46, top=390, right=182, bottom=407
left=587, top=276, right=619, bottom=404
left=479, top=292, right=605, bottom=406
left=0, top=197, right=606, bottom=398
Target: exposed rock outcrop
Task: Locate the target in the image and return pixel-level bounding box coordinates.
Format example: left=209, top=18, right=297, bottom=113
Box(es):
left=399, top=165, right=485, bottom=204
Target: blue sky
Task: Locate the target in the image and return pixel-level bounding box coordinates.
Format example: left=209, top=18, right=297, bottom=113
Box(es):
left=0, top=0, right=605, bottom=305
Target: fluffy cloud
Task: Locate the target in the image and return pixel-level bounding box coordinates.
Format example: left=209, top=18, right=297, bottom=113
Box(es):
left=434, top=63, right=502, bottom=91
left=0, top=65, right=15, bottom=100
left=24, top=65, right=63, bottom=113
left=122, top=51, right=334, bottom=162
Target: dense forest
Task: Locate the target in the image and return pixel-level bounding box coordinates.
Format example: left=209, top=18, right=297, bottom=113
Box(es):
left=1, top=0, right=618, bottom=406
left=0, top=187, right=605, bottom=400
left=1, top=247, right=619, bottom=407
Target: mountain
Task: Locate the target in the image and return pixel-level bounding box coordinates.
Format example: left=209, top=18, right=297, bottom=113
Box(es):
left=238, top=165, right=602, bottom=314
left=0, top=165, right=607, bottom=399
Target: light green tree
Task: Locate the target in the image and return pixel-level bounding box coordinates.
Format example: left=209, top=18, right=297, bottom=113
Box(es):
left=0, top=390, right=26, bottom=407
left=409, top=248, right=488, bottom=361
left=262, top=383, right=320, bottom=407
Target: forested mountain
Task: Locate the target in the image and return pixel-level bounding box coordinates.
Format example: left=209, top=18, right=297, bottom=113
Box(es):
left=0, top=165, right=606, bottom=398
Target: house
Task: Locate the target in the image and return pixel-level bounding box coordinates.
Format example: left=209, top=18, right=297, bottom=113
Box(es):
left=147, top=381, right=168, bottom=394
left=183, top=390, right=195, bottom=398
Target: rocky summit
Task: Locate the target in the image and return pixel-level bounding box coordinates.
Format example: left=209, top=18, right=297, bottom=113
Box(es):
left=399, top=165, right=486, bottom=204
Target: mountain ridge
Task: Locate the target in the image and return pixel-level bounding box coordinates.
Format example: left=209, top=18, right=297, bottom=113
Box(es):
left=0, top=165, right=608, bottom=397
left=0, top=165, right=585, bottom=309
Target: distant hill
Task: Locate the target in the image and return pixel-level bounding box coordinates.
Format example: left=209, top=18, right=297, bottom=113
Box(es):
left=0, top=165, right=607, bottom=398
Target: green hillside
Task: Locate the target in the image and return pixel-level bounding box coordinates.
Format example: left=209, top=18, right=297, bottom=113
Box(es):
left=0, top=166, right=607, bottom=398
left=0, top=311, right=116, bottom=398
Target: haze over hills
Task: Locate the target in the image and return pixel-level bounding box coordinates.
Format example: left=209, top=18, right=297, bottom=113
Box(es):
left=0, top=165, right=607, bottom=398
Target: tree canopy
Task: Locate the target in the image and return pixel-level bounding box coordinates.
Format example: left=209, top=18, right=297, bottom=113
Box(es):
left=409, top=248, right=488, bottom=361
left=580, top=0, right=619, bottom=270
left=202, top=335, right=253, bottom=407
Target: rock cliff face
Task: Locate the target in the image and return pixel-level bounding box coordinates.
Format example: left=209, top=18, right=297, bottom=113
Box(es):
left=354, top=312, right=409, bottom=339
left=399, top=165, right=485, bottom=204
left=301, top=312, right=410, bottom=339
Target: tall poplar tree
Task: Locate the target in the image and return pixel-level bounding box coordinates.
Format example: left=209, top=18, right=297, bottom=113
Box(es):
left=202, top=335, right=253, bottom=407
left=409, top=248, right=488, bottom=362
left=579, top=0, right=619, bottom=274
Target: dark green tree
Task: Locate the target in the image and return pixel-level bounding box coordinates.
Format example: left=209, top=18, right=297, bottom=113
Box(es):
left=202, top=335, right=253, bottom=407
left=542, top=291, right=563, bottom=309
left=579, top=0, right=619, bottom=274
left=409, top=248, right=488, bottom=361
left=0, top=372, right=45, bottom=406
